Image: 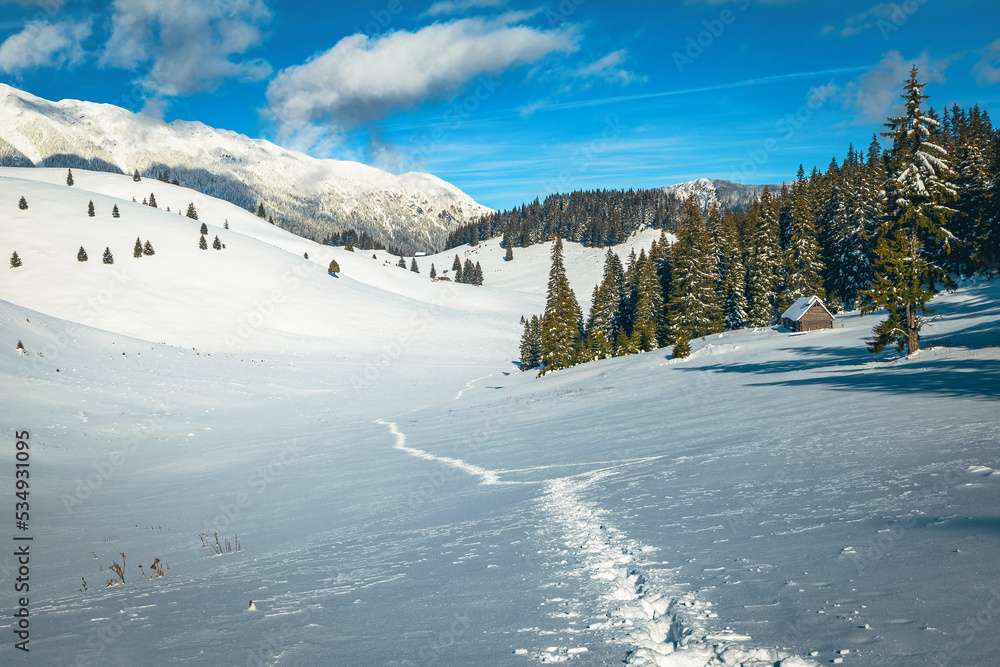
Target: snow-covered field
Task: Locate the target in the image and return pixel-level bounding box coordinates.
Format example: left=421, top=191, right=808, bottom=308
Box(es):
left=1, top=168, right=998, bottom=666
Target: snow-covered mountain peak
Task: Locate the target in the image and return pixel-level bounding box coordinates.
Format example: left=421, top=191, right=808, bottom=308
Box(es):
left=0, top=84, right=491, bottom=252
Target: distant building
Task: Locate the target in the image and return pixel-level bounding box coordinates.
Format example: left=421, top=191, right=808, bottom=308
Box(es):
left=781, top=296, right=835, bottom=332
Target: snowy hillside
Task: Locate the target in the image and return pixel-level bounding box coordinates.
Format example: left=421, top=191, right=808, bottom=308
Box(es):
left=2, top=168, right=999, bottom=666
left=0, top=84, right=492, bottom=253
left=663, top=178, right=781, bottom=210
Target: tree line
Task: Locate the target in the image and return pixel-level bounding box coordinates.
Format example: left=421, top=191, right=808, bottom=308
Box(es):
left=521, top=69, right=998, bottom=374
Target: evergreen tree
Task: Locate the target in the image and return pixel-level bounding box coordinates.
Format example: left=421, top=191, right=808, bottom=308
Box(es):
left=672, top=336, right=691, bottom=360
left=200, top=222, right=208, bottom=235
left=452, top=254, right=462, bottom=280
left=112, top=204, right=120, bottom=218
left=463, top=258, right=475, bottom=284
left=142, top=197, right=148, bottom=205
left=102, top=247, right=114, bottom=264
left=328, top=258, right=340, bottom=274
left=87, top=200, right=95, bottom=217
left=430, top=263, right=437, bottom=279
left=410, top=258, right=419, bottom=273
left=719, top=214, right=748, bottom=330
left=10, top=251, right=22, bottom=268
left=16, top=340, right=24, bottom=353
left=66, top=169, right=74, bottom=186
left=630, top=250, right=664, bottom=352
left=134, top=237, right=143, bottom=258
left=304, top=252, right=309, bottom=259
left=397, top=256, right=407, bottom=269
left=474, top=261, right=484, bottom=285
left=199, top=234, right=207, bottom=250
left=132, top=169, right=141, bottom=182
left=224, top=220, right=229, bottom=230
left=861, top=67, right=957, bottom=355
left=143, top=240, right=154, bottom=256
left=519, top=315, right=543, bottom=370
left=779, top=183, right=825, bottom=312
left=148, top=193, right=157, bottom=208
left=18, top=196, right=27, bottom=210
left=745, top=188, right=782, bottom=326
left=668, top=196, right=723, bottom=341
left=77, top=246, right=88, bottom=262
left=213, top=235, right=222, bottom=250
left=505, top=243, right=514, bottom=262
left=539, top=237, right=583, bottom=374
left=585, top=249, right=624, bottom=356
left=186, top=203, right=198, bottom=220
left=257, top=202, right=267, bottom=219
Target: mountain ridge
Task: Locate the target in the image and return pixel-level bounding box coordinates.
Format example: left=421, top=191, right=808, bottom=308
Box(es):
left=0, top=83, right=491, bottom=253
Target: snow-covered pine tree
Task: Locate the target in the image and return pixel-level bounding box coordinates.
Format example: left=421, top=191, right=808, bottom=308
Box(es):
left=463, top=259, right=475, bottom=284
left=429, top=263, right=437, bottom=279
left=148, top=193, right=157, bottom=208
left=102, top=247, right=114, bottom=264
left=668, top=195, right=723, bottom=341
left=779, top=181, right=825, bottom=313
left=18, top=196, right=28, bottom=210
left=861, top=67, right=957, bottom=355
left=328, top=258, right=340, bottom=275
left=66, top=169, right=74, bottom=186
left=585, top=249, right=624, bottom=358
left=200, top=222, right=208, bottom=235
left=539, top=236, right=583, bottom=374
left=10, top=251, right=22, bottom=268
left=672, top=336, right=691, bottom=360
left=745, top=187, right=781, bottom=326
left=519, top=314, right=543, bottom=370
left=199, top=234, right=207, bottom=250
left=474, top=261, right=484, bottom=285
left=257, top=202, right=267, bottom=218
left=629, top=249, right=664, bottom=352
left=410, top=258, right=419, bottom=273
left=133, top=237, right=143, bottom=258
left=77, top=246, right=88, bottom=262
left=143, top=240, right=154, bottom=256
left=186, top=203, right=198, bottom=220
left=87, top=200, right=95, bottom=217
left=224, top=220, right=229, bottom=230
left=452, top=255, right=462, bottom=282
left=112, top=204, right=120, bottom=218
left=719, top=213, right=748, bottom=330
left=132, top=169, right=141, bottom=182
left=397, top=256, right=406, bottom=269
left=213, top=236, right=222, bottom=250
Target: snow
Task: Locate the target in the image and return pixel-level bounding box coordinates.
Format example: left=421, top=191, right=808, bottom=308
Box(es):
left=780, top=296, right=833, bottom=323
left=2, top=167, right=999, bottom=665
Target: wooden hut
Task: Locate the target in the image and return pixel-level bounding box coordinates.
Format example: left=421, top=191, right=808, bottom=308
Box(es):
left=781, top=296, right=835, bottom=332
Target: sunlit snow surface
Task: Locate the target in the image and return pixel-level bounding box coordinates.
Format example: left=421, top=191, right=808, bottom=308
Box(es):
left=1, top=168, right=999, bottom=666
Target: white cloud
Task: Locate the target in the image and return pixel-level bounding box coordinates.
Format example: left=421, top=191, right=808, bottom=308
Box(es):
left=973, top=38, right=1000, bottom=86
left=841, top=50, right=950, bottom=123
left=573, top=49, right=643, bottom=86
left=822, top=3, right=907, bottom=38
left=100, top=0, right=272, bottom=99
left=266, top=17, right=578, bottom=146
left=0, top=18, right=90, bottom=74
left=424, top=0, right=507, bottom=16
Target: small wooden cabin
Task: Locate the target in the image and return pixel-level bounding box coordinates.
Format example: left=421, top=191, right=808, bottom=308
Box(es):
left=781, top=296, right=835, bottom=332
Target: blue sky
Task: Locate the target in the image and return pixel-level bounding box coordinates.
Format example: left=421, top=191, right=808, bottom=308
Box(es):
left=1, top=0, right=999, bottom=210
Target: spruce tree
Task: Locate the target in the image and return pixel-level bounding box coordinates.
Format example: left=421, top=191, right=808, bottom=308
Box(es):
left=861, top=68, right=957, bottom=355
left=200, top=222, right=208, bottom=235
left=519, top=315, right=543, bottom=370
left=10, top=251, right=22, bottom=268
left=586, top=249, right=626, bottom=357
left=213, top=235, right=222, bottom=250
left=397, top=256, right=406, bottom=269
left=719, top=214, right=748, bottom=330
left=539, top=237, right=583, bottom=374
left=630, top=250, right=664, bottom=352
left=87, top=200, right=95, bottom=217
left=132, top=169, right=141, bottom=182
left=328, top=258, right=340, bottom=274
left=186, top=203, right=198, bottom=220
left=668, top=196, right=723, bottom=341
left=505, top=244, right=514, bottom=262
left=112, top=204, right=120, bottom=218
left=224, top=220, right=229, bottom=230
left=18, top=196, right=27, bottom=210
left=452, top=254, right=462, bottom=280
left=148, top=193, right=157, bottom=208
left=199, top=234, right=207, bottom=250
left=463, top=259, right=475, bottom=284
left=133, top=237, right=143, bottom=258
left=672, top=337, right=691, bottom=360
left=304, top=252, right=309, bottom=260
left=430, top=263, right=437, bottom=279
left=410, top=258, right=419, bottom=273
left=745, top=188, right=782, bottom=326
left=77, top=246, right=88, bottom=262
left=143, top=240, right=154, bottom=256
left=779, top=183, right=825, bottom=313
left=102, top=247, right=113, bottom=264
left=474, top=261, right=484, bottom=285
left=66, top=169, right=74, bottom=186
left=257, top=202, right=267, bottom=219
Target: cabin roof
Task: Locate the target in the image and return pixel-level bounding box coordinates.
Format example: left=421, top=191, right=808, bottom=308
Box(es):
left=781, top=296, right=834, bottom=322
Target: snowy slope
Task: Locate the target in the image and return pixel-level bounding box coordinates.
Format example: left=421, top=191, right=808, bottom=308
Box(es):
left=2, top=167, right=999, bottom=666
left=0, top=84, right=491, bottom=252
